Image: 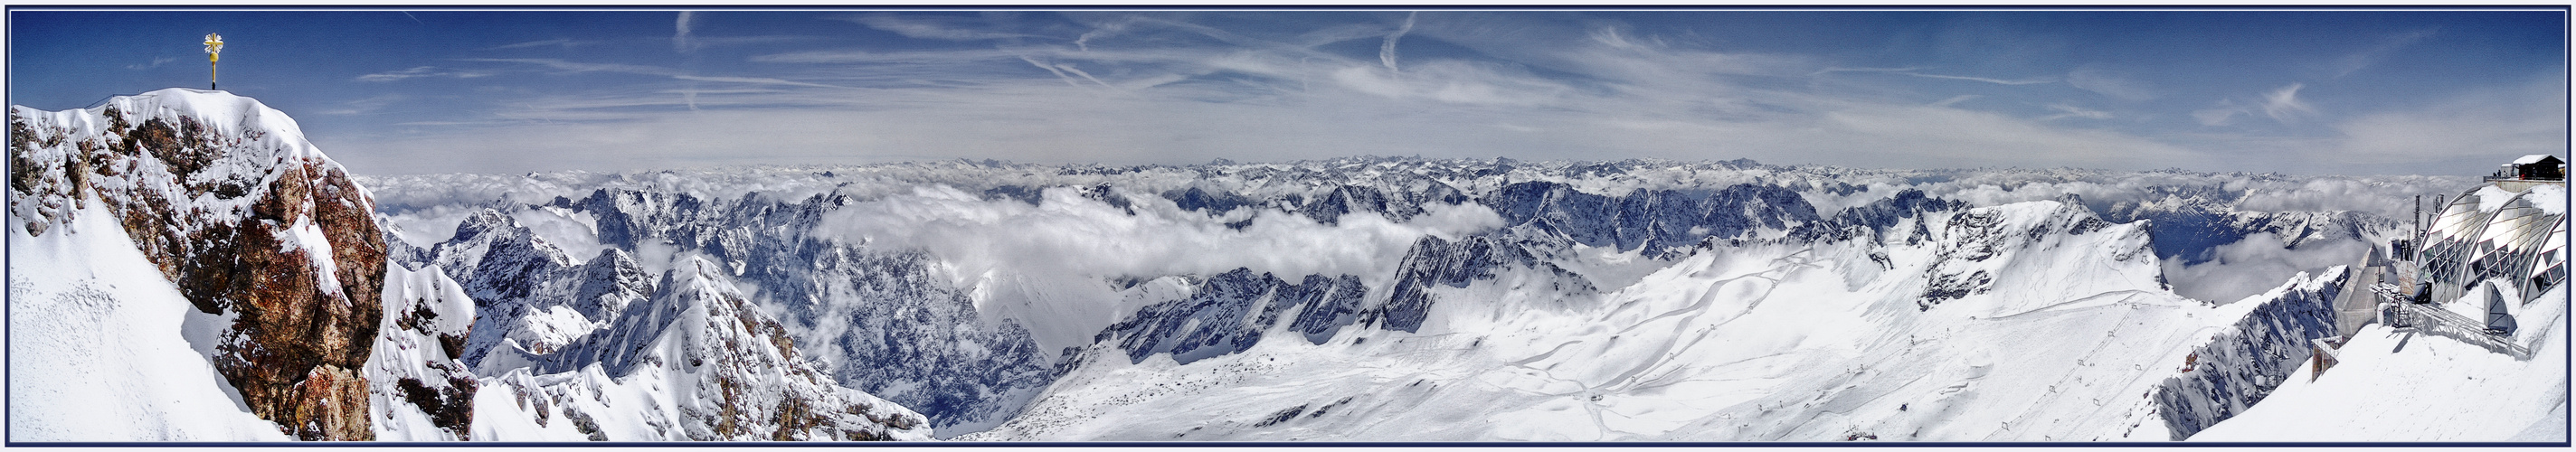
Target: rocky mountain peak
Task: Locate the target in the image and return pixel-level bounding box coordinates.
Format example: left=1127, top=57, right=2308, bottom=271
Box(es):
left=10, top=89, right=385, bottom=439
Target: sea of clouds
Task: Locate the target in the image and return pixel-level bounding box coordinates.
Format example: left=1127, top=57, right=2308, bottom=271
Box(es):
left=356, top=159, right=2478, bottom=315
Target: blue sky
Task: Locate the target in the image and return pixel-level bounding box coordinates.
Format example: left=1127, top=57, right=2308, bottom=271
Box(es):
left=8, top=8, right=2566, bottom=175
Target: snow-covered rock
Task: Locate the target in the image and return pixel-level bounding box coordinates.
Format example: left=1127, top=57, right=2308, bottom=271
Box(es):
left=411, top=208, right=936, bottom=439
left=1916, top=200, right=2162, bottom=314
left=414, top=192, right=1049, bottom=435
left=1101, top=268, right=1368, bottom=364
left=367, top=263, right=480, bottom=440
left=2148, top=268, right=2350, bottom=439
left=12, top=89, right=388, bottom=439
left=469, top=258, right=933, bottom=440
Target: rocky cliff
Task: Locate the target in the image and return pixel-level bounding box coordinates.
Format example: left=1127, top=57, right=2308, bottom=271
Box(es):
left=11, top=89, right=386, bottom=439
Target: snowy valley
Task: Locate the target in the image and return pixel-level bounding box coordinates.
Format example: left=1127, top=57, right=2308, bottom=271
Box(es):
left=6, top=89, right=2563, bottom=443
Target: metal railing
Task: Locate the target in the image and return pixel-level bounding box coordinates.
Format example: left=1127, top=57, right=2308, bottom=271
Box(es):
left=2389, top=302, right=2532, bottom=358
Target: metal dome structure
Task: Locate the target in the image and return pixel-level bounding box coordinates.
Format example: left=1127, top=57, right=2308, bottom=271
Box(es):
left=2419, top=184, right=2569, bottom=306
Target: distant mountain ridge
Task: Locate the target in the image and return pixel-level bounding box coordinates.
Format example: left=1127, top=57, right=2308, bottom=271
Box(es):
left=365, top=155, right=2439, bottom=439
left=9, top=89, right=2496, bottom=442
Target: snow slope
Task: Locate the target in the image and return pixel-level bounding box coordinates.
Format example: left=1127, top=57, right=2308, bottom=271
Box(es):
left=365, top=262, right=481, bottom=440
left=2190, top=282, right=2569, bottom=442
left=6, top=202, right=291, bottom=440
left=962, top=201, right=2265, bottom=441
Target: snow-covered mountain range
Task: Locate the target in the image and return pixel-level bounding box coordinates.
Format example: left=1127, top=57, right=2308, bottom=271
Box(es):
left=9, top=89, right=929, bottom=441
left=8, top=89, right=2561, bottom=442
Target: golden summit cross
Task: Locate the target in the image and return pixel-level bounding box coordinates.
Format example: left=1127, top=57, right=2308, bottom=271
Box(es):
left=204, top=33, right=223, bottom=90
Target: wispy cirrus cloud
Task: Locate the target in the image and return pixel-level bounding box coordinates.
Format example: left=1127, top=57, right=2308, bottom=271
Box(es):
left=126, top=56, right=177, bottom=70
left=1900, top=71, right=2056, bottom=85
left=459, top=58, right=870, bottom=91
left=1811, top=66, right=1926, bottom=76
left=345, top=14, right=2211, bottom=174
left=2041, top=103, right=2112, bottom=121
left=489, top=38, right=599, bottom=51
left=838, top=14, right=1035, bottom=41
left=318, top=93, right=407, bottom=115
left=672, top=74, right=858, bottom=90
left=459, top=58, right=677, bottom=76
left=2192, top=82, right=2317, bottom=127
left=1380, top=11, right=1416, bottom=72
left=1810, top=67, right=2054, bottom=85
left=1928, top=95, right=1979, bottom=108
left=2259, top=82, right=2316, bottom=122
left=302, top=11, right=2561, bottom=177
left=2329, top=28, right=2438, bottom=79
left=674, top=11, right=700, bottom=53
left=2066, top=68, right=2152, bottom=101
left=750, top=48, right=1024, bottom=64
left=356, top=65, right=497, bottom=81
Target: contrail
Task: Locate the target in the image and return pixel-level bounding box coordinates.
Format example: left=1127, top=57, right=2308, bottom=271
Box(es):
left=1020, top=55, right=1085, bottom=88
left=1056, top=64, right=1113, bottom=89
left=1902, top=72, right=2054, bottom=85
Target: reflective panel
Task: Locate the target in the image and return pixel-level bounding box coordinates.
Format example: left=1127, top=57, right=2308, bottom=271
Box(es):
left=2420, top=184, right=2570, bottom=305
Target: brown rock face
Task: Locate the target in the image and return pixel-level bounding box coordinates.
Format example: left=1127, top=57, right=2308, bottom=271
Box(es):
left=9, top=91, right=386, bottom=440
left=185, top=162, right=384, bottom=440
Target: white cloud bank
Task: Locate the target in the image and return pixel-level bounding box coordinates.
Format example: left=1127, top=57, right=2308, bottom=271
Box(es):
left=2161, top=232, right=2371, bottom=305
left=813, top=184, right=1502, bottom=288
